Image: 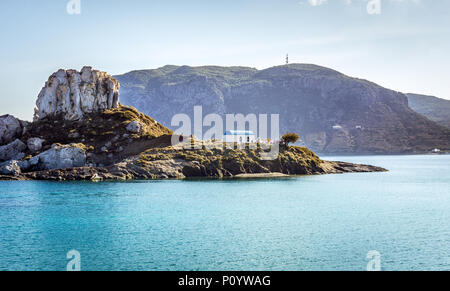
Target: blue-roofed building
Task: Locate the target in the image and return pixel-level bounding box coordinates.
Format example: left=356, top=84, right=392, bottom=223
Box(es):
left=223, top=130, right=256, bottom=143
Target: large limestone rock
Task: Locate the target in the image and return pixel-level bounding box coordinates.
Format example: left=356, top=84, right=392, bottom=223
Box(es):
left=37, top=144, right=87, bottom=170
left=0, top=139, right=27, bottom=162
left=0, top=115, right=27, bottom=146
left=0, top=160, right=21, bottom=176
left=34, top=66, right=120, bottom=121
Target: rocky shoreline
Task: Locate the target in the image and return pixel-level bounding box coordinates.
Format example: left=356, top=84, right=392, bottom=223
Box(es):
left=0, top=159, right=386, bottom=182
left=0, top=142, right=387, bottom=181
left=0, top=67, right=387, bottom=182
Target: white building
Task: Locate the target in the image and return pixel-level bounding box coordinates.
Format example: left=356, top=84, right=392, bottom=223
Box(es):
left=223, top=130, right=256, bottom=143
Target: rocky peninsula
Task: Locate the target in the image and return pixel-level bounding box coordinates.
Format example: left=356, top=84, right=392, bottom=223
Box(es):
left=0, top=67, right=386, bottom=181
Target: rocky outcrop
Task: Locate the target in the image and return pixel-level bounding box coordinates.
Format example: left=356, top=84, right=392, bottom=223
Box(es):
left=34, top=66, right=120, bottom=121
left=0, top=139, right=27, bottom=162
left=0, top=115, right=27, bottom=146
left=36, top=144, right=86, bottom=170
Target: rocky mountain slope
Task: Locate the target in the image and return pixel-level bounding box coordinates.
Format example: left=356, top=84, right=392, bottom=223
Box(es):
left=406, top=93, right=450, bottom=128
left=115, top=64, right=450, bottom=154
left=0, top=67, right=386, bottom=181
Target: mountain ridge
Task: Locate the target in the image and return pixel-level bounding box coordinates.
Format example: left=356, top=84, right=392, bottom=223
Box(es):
left=115, top=64, right=450, bottom=154
left=406, top=93, right=450, bottom=128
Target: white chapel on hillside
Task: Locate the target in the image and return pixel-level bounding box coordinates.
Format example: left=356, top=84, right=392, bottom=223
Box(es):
left=223, top=130, right=256, bottom=143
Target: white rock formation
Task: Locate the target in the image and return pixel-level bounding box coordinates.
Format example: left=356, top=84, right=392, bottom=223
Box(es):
left=0, top=115, right=27, bottom=145
left=37, top=144, right=87, bottom=170
left=34, top=66, right=120, bottom=121
left=0, top=139, right=27, bottom=162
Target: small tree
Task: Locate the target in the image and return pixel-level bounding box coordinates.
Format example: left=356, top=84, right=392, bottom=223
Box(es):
left=282, top=133, right=300, bottom=147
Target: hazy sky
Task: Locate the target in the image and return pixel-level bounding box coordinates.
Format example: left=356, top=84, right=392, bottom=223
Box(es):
left=1, top=0, right=449, bottom=120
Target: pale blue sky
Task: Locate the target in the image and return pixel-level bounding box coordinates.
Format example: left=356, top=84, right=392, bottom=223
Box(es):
left=1, top=0, right=449, bottom=120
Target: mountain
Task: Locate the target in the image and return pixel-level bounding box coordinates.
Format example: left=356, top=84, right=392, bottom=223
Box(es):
left=115, top=64, right=450, bottom=154
left=406, top=93, right=450, bottom=128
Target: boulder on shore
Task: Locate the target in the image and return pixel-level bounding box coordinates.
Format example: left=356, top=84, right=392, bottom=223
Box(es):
left=0, top=139, right=27, bottom=162
left=37, top=144, right=87, bottom=170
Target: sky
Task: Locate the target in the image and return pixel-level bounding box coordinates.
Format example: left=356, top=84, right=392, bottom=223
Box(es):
left=1, top=0, right=449, bottom=120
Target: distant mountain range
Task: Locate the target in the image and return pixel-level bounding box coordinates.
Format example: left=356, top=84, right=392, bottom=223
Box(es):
left=115, top=64, right=450, bottom=154
left=406, top=93, right=450, bottom=129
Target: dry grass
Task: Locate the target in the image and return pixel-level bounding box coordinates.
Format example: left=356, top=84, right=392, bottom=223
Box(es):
left=22, top=105, right=172, bottom=156
left=138, top=144, right=322, bottom=174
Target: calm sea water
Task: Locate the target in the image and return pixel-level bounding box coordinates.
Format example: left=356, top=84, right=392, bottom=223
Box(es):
left=0, top=155, right=449, bottom=271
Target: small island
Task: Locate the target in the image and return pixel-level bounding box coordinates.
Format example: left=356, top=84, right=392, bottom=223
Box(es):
left=0, top=67, right=386, bottom=181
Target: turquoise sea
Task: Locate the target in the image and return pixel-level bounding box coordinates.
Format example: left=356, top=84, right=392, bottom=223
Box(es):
left=0, top=155, right=449, bottom=271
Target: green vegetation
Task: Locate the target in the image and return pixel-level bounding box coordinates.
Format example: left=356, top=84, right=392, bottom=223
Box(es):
left=282, top=133, right=300, bottom=147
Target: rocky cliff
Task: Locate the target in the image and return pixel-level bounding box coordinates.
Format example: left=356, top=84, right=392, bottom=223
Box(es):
left=115, top=64, right=450, bottom=154
left=34, top=66, right=120, bottom=121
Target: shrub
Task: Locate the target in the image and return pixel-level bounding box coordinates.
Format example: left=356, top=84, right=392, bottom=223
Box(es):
left=282, top=133, right=300, bottom=146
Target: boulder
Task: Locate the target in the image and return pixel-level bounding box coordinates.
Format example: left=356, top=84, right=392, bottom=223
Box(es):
left=37, top=144, right=86, bottom=170
left=0, top=115, right=25, bottom=145
left=34, top=67, right=120, bottom=121
left=27, top=138, right=44, bottom=152
left=29, top=156, right=40, bottom=166
left=0, top=160, right=21, bottom=176
left=126, top=121, right=143, bottom=134
left=17, top=160, right=31, bottom=171
left=0, top=139, right=27, bottom=162
left=14, top=152, right=26, bottom=161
